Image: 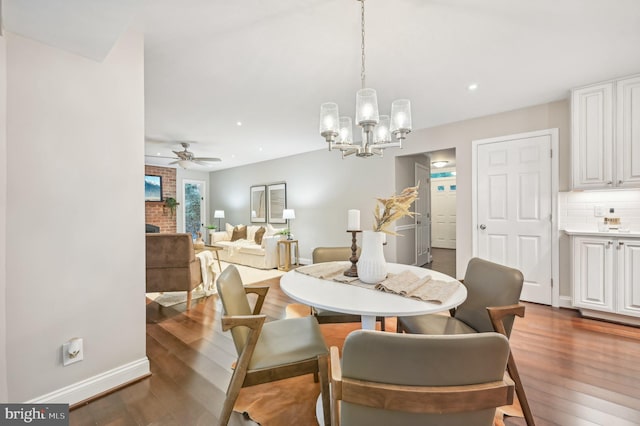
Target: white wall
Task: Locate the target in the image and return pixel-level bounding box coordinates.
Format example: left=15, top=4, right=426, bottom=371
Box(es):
left=0, top=30, right=9, bottom=402
left=209, top=151, right=397, bottom=264
left=5, top=30, right=148, bottom=403
left=211, top=99, right=571, bottom=286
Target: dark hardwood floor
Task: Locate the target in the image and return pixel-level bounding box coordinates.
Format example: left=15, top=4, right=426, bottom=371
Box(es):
left=70, top=276, right=640, bottom=425
left=423, top=247, right=456, bottom=277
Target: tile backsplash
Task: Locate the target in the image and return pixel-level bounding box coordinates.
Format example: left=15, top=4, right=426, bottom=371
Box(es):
left=559, top=189, right=640, bottom=231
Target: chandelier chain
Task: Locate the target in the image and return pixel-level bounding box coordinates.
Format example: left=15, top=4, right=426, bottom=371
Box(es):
left=360, top=0, right=366, bottom=89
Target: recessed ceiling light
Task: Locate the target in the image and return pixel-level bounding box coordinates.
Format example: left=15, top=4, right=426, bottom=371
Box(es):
left=236, top=121, right=242, bottom=126
left=156, top=152, right=161, bottom=156
left=259, top=147, right=263, bottom=152
left=231, top=154, right=236, bottom=158
left=432, top=161, right=448, bottom=168
left=468, top=83, right=479, bottom=91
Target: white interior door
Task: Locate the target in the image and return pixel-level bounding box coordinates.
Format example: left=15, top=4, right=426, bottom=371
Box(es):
left=475, top=131, right=553, bottom=305
left=431, top=172, right=457, bottom=249
left=415, top=163, right=431, bottom=266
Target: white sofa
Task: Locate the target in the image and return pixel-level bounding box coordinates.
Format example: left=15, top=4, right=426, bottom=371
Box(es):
left=209, top=223, right=286, bottom=270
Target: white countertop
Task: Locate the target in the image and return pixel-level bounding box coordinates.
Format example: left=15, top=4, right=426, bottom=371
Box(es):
left=563, top=228, right=640, bottom=238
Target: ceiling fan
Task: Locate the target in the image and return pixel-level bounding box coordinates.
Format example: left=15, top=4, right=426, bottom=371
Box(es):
left=147, top=142, right=221, bottom=168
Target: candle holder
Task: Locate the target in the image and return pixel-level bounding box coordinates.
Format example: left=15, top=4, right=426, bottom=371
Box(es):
left=344, top=230, right=361, bottom=277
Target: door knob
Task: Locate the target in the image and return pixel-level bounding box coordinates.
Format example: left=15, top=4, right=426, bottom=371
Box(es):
left=479, top=224, right=487, bottom=230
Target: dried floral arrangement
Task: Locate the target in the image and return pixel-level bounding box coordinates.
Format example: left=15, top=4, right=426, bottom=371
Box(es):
left=373, top=184, right=419, bottom=235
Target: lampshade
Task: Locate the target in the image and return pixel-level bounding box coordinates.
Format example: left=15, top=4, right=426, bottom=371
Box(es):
left=355, top=88, right=379, bottom=125
left=338, top=117, right=353, bottom=144
left=283, top=209, right=296, bottom=220
left=214, top=210, right=225, bottom=219
left=319, top=103, right=340, bottom=136
left=390, top=99, right=412, bottom=133
left=373, top=115, right=391, bottom=144
left=177, top=160, right=191, bottom=169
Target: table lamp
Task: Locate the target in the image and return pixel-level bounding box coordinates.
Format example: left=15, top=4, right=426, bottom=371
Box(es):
left=283, top=209, right=295, bottom=240
left=214, top=210, right=225, bottom=230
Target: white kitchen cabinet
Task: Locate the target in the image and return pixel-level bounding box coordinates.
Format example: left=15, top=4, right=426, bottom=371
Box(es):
left=616, top=75, right=640, bottom=187
left=571, top=234, right=640, bottom=325
left=617, top=238, right=640, bottom=316
left=572, top=236, right=615, bottom=312
left=571, top=74, right=640, bottom=189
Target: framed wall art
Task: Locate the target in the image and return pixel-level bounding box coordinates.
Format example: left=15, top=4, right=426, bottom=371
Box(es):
left=250, top=185, right=267, bottom=223
left=267, top=183, right=287, bottom=224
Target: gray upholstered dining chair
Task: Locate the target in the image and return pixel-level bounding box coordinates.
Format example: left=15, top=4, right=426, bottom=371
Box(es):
left=285, top=246, right=386, bottom=330
left=330, top=330, right=514, bottom=426
left=216, top=265, right=330, bottom=426
left=396, top=257, right=534, bottom=426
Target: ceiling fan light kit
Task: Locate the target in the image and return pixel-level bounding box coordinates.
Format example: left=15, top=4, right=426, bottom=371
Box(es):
left=319, top=0, right=412, bottom=158
left=146, top=141, right=222, bottom=169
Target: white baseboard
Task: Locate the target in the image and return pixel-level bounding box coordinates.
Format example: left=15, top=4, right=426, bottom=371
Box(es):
left=27, top=357, right=150, bottom=405
left=299, top=257, right=311, bottom=265
left=558, top=295, right=574, bottom=309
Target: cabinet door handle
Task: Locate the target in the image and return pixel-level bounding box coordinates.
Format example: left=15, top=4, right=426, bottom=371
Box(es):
left=618, top=180, right=623, bottom=185
left=479, top=224, right=487, bottom=230
left=618, top=241, right=624, bottom=249
left=607, top=181, right=613, bottom=185
left=607, top=241, right=613, bottom=248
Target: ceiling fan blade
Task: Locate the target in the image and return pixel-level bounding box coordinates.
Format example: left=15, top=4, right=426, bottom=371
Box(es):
left=145, top=154, right=177, bottom=160
left=168, top=160, right=181, bottom=165
left=193, top=157, right=222, bottom=162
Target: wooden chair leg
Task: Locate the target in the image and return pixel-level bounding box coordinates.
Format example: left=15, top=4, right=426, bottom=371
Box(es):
left=318, top=354, right=331, bottom=426
left=186, top=290, right=193, bottom=311
left=217, top=361, right=248, bottom=426
left=506, top=353, right=535, bottom=426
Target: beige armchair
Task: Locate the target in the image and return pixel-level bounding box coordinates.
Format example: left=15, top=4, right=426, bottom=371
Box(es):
left=397, top=257, right=534, bottom=425
left=145, top=233, right=202, bottom=311
left=216, top=265, right=330, bottom=426
left=330, top=330, right=514, bottom=425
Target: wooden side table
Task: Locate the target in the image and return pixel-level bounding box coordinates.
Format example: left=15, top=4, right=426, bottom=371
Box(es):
left=195, top=245, right=223, bottom=272
left=277, top=239, right=299, bottom=272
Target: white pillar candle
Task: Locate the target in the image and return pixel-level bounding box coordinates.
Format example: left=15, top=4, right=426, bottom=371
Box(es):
left=347, top=209, right=360, bottom=231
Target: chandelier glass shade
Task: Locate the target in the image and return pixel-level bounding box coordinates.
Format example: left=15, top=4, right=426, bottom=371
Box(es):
left=319, top=0, right=412, bottom=158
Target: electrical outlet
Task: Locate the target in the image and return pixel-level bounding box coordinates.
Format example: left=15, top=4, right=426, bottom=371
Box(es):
left=594, top=205, right=605, bottom=217
left=62, top=338, right=83, bottom=366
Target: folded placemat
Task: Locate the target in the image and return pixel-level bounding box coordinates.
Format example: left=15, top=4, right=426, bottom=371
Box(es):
left=375, top=270, right=460, bottom=304
left=295, top=262, right=348, bottom=280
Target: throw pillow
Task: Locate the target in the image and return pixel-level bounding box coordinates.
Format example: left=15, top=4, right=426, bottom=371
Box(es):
left=254, top=227, right=266, bottom=245
left=225, top=223, right=235, bottom=239
left=231, top=225, right=247, bottom=242
left=247, top=225, right=260, bottom=242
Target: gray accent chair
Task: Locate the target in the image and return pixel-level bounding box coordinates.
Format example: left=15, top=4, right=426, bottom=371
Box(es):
left=397, top=257, right=534, bottom=426
left=286, top=247, right=386, bottom=330
left=330, top=330, right=514, bottom=425
left=216, top=265, right=330, bottom=426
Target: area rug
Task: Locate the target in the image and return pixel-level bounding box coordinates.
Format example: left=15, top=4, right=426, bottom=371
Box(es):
left=233, top=319, right=523, bottom=425
left=147, top=261, right=285, bottom=307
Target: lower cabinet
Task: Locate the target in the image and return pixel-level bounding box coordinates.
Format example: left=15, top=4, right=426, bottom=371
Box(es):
left=572, top=236, right=640, bottom=325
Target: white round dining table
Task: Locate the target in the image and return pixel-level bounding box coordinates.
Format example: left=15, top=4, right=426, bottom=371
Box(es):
left=280, top=262, right=467, bottom=330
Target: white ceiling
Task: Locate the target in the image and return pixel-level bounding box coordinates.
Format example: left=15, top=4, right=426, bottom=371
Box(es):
left=5, top=0, right=640, bottom=171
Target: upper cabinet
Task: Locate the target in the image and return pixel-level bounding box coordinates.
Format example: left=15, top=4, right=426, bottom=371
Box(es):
left=571, top=74, right=640, bottom=190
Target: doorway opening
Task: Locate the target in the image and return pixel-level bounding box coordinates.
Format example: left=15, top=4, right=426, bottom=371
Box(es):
left=183, top=179, right=206, bottom=239
left=423, top=148, right=457, bottom=276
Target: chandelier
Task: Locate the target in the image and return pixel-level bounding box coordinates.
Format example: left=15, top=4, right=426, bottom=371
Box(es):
left=319, top=0, right=412, bottom=158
